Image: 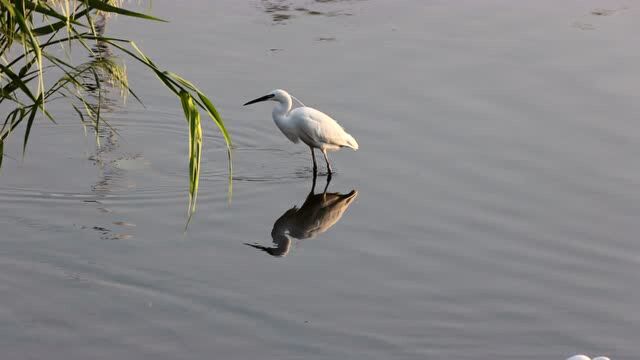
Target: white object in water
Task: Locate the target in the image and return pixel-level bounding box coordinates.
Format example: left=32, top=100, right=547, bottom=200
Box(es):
left=567, top=355, right=611, bottom=360
left=243, top=89, right=359, bottom=174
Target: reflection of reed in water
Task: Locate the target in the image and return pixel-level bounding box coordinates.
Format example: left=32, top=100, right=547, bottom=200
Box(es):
left=80, top=13, right=123, bottom=170
left=78, top=13, right=129, bottom=112
left=246, top=177, right=358, bottom=257
left=80, top=13, right=137, bottom=240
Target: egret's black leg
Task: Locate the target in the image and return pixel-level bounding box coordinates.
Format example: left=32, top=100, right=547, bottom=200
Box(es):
left=322, top=150, right=333, bottom=175
left=311, top=170, right=318, bottom=193
left=310, top=147, right=318, bottom=174
left=322, top=174, right=331, bottom=194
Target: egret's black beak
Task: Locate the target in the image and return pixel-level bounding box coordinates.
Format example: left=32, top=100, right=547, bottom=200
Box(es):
left=243, top=94, right=274, bottom=106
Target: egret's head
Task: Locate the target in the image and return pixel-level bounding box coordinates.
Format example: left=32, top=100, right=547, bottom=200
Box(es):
left=243, top=89, right=290, bottom=106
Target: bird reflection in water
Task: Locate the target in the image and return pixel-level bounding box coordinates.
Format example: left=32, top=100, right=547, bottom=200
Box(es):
left=246, top=175, right=358, bottom=257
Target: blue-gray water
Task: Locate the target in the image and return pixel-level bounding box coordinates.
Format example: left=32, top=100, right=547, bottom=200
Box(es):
left=1, top=1, right=639, bottom=359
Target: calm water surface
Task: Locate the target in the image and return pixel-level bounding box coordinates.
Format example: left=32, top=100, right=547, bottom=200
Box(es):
left=1, top=1, right=640, bottom=359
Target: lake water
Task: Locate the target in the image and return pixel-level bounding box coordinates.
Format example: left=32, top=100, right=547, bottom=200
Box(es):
left=1, top=1, right=640, bottom=359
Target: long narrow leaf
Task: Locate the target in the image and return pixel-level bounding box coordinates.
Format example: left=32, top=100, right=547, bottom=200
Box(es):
left=29, top=6, right=86, bottom=35
left=179, top=91, right=202, bottom=216
left=13, top=5, right=45, bottom=107
left=84, top=0, right=167, bottom=22
left=22, top=2, right=80, bottom=23
left=197, top=92, right=231, bottom=149
left=0, top=63, right=38, bottom=102
left=164, top=71, right=231, bottom=149
left=0, top=0, right=15, bottom=16
left=22, top=103, right=38, bottom=156
left=1, top=108, right=24, bottom=141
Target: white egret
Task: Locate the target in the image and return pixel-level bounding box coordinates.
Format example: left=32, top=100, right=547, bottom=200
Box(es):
left=567, top=355, right=611, bottom=360
left=243, top=89, right=359, bottom=174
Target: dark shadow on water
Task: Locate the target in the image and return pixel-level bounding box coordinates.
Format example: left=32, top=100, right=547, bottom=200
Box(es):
left=260, top=0, right=360, bottom=24
left=245, top=174, right=358, bottom=257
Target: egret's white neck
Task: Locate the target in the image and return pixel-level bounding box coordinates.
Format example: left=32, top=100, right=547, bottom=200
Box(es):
left=272, top=94, right=293, bottom=123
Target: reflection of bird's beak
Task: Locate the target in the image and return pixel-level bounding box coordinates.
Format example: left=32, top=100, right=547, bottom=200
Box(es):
left=244, top=242, right=288, bottom=257
left=243, top=94, right=274, bottom=106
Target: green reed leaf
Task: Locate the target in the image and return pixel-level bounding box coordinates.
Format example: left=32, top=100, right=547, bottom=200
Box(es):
left=197, top=92, right=231, bottom=150
left=179, top=91, right=202, bottom=216
left=84, top=0, right=167, bottom=22
left=0, top=0, right=15, bottom=17
left=22, top=103, right=39, bottom=156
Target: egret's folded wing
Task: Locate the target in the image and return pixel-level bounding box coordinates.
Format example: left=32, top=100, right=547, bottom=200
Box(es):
left=291, top=107, right=352, bottom=148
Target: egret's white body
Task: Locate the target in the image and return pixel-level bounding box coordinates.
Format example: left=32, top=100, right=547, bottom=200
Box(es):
left=244, top=89, right=358, bottom=174
left=567, top=355, right=611, bottom=360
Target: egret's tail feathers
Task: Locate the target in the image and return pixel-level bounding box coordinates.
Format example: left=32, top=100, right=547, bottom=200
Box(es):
left=343, top=133, right=359, bottom=150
